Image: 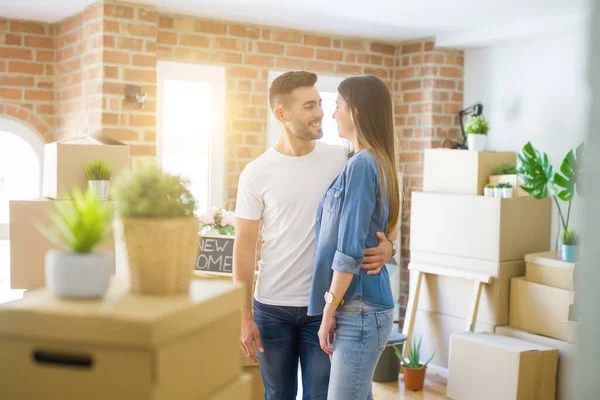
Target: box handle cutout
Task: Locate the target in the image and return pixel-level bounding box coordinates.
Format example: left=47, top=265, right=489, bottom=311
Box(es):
left=32, top=350, right=93, bottom=369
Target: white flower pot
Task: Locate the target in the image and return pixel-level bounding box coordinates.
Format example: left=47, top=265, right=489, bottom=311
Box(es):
left=467, top=134, right=486, bottom=151
left=493, top=188, right=503, bottom=197
left=45, top=250, right=112, bottom=299
left=88, top=180, right=110, bottom=200
left=502, top=188, right=514, bottom=198
left=484, top=187, right=494, bottom=197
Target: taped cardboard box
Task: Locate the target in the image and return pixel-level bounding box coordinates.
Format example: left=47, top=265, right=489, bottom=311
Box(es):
left=408, top=256, right=524, bottom=325
left=423, top=149, right=516, bottom=195
left=0, top=279, right=243, bottom=400
left=207, top=373, right=252, bottom=400
left=9, top=199, right=116, bottom=290
left=410, top=192, right=551, bottom=261
left=525, top=251, right=576, bottom=291
left=509, top=277, right=575, bottom=342
left=496, top=326, right=575, bottom=400
left=43, top=135, right=129, bottom=199
left=447, top=332, right=558, bottom=400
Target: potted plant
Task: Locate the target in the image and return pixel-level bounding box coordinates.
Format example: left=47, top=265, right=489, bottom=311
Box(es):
left=497, top=182, right=513, bottom=198
left=490, top=163, right=527, bottom=196
left=465, top=115, right=489, bottom=151
left=393, top=335, right=435, bottom=391
left=199, top=206, right=235, bottom=236
left=517, top=142, right=585, bottom=261
left=484, top=183, right=495, bottom=197
left=39, top=188, right=113, bottom=298
left=86, top=160, right=112, bottom=201
left=112, top=163, right=199, bottom=295
left=494, top=183, right=503, bottom=198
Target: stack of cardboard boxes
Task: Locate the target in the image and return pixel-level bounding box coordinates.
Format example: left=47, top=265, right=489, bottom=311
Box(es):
left=9, top=135, right=129, bottom=291
left=408, top=149, right=552, bottom=369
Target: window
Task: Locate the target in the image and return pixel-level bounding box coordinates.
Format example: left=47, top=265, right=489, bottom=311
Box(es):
left=0, top=118, right=43, bottom=301
left=157, top=62, right=226, bottom=213
left=267, top=71, right=349, bottom=148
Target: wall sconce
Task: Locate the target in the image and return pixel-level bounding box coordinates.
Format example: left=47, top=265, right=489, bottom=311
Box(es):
left=125, top=84, right=147, bottom=109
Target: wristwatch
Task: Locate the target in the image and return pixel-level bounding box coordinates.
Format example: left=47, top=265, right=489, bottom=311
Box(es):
left=390, top=240, right=397, bottom=257
left=324, top=291, right=344, bottom=306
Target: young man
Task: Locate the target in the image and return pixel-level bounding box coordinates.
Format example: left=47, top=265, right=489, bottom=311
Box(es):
left=233, top=71, right=394, bottom=399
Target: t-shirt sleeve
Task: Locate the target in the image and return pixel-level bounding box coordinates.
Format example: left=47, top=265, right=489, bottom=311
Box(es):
left=234, top=167, right=263, bottom=220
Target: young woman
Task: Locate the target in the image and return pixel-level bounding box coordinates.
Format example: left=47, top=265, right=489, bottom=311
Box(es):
left=307, top=74, right=400, bottom=400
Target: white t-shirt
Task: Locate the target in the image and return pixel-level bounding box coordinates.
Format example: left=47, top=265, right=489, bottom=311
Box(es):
left=235, top=141, right=347, bottom=307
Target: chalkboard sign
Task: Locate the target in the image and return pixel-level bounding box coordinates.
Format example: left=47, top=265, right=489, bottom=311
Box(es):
left=195, top=234, right=235, bottom=274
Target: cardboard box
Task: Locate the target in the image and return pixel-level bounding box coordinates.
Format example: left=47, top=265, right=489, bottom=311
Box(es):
left=410, top=192, right=551, bottom=261
left=9, top=199, right=116, bottom=290
left=489, top=174, right=528, bottom=197
left=411, top=309, right=495, bottom=369
left=525, top=251, right=576, bottom=291
left=0, top=279, right=244, bottom=400
left=207, top=373, right=252, bottom=400
left=509, top=277, right=574, bottom=342
left=423, top=149, right=516, bottom=195
left=495, top=326, right=575, bottom=400
left=43, top=135, right=129, bottom=199
left=243, top=365, right=265, bottom=400
left=447, top=332, right=558, bottom=400
left=409, top=255, right=524, bottom=325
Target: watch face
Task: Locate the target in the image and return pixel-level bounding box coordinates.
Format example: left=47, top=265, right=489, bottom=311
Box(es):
left=324, top=292, right=333, bottom=303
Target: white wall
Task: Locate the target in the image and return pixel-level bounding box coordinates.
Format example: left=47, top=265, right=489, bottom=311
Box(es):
left=464, top=26, right=590, bottom=248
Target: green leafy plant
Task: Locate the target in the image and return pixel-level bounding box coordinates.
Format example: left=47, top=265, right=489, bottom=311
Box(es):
left=111, top=162, right=196, bottom=218
left=517, top=142, right=585, bottom=244
left=39, top=188, right=112, bottom=253
left=85, top=160, right=112, bottom=181
left=485, top=183, right=494, bottom=189
left=392, top=335, right=435, bottom=369
left=563, top=230, right=580, bottom=246
left=465, top=115, right=490, bottom=135
left=496, top=182, right=513, bottom=189
left=493, top=163, right=517, bottom=175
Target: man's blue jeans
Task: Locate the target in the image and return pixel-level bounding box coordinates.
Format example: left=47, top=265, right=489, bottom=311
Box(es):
left=254, top=299, right=330, bottom=400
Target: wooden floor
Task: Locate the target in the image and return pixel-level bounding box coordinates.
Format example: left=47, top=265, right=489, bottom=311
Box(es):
left=372, top=373, right=447, bottom=400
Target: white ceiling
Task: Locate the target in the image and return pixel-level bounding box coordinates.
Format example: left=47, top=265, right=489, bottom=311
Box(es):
left=0, top=0, right=590, bottom=45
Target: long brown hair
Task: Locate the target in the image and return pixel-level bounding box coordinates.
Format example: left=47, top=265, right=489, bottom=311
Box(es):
left=338, top=75, right=400, bottom=237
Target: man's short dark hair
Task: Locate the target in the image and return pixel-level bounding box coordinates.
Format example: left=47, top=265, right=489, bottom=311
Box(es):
left=269, top=71, right=318, bottom=110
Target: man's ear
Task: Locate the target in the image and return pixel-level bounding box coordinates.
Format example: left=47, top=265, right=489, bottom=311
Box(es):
left=274, top=105, right=286, bottom=123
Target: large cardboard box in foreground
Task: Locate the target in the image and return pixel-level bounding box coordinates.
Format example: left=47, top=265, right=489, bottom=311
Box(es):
left=409, top=253, right=524, bottom=325
left=410, top=192, right=551, bottom=261
left=9, top=199, right=116, bottom=290
left=423, top=149, right=516, bottom=196
left=496, top=326, right=575, bottom=400
left=0, top=279, right=243, bottom=400
left=447, top=332, right=558, bottom=400
left=43, top=135, right=130, bottom=199
left=509, top=277, right=574, bottom=342
left=525, top=251, right=577, bottom=291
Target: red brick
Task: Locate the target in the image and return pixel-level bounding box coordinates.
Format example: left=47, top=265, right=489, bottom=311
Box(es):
left=395, top=105, right=409, bottom=115
left=129, top=114, right=156, bottom=127
left=402, top=42, right=423, bottom=54
left=104, top=50, right=130, bottom=65
left=102, top=35, right=116, bottom=48
left=424, top=41, right=435, bottom=51
left=257, top=42, right=284, bottom=55
left=409, top=141, right=433, bottom=150
left=244, top=54, right=274, bottom=67
left=1, top=34, right=22, bottom=46
left=437, top=127, right=461, bottom=138
left=0, top=47, right=32, bottom=60
left=343, top=40, right=363, bottom=50
left=254, top=81, right=267, bottom=92
left=144, top=130, right=156, bottom=142
left=145, top=41, right=157, bottom=53
left=286, top=45, right=314, bottom=58
left=159, top=17, right=173, bottom=29
left=316, top=49, right=343, bottom=61
left=0, top=75, right=34, bottom=86
left=440, top=66, right=462, bottom=78
left=445, top=54, right=464, bottom=66
left=175, top=48, right=210, bottom=62
left=124, top=68, right=156, bottom=83
left=269, top=30, right=302, bottom=43
left=333, top=39, right=341, bottom=49
left=357, top=54, right=368, bottom=64
left=275, top=57, right=305, bottom=69
left=423, top=79, right=456, bottom=90
left=344, top=53, right=356, bottom=63
left=24, top=36, right=53, bottom=49
left=103, top=82, right=125, bottom=95
left=132, top=54, right=156, bottom=67
left=384, top=57, right=394, bottom=67
left=403, top=92, right=423, bottom=102
left=401, top=152, right=421, bottom=163
left=117, top=37, right=144, bottom=51
left=195, top=20, right=227, bottom=35
left=402, top=56, right=410, bottom=66
left=371, top=42, right=395, bottom=55
left=444, top=103, right=462, bottom=114
left=420, top=66, right=438, bottom=76
left=9, top=21, right=45, bottom=35
left=0, top=88, right=22, bottom=100
left=422, top=54, right=445, bottom=64
left=124, top=23, right=157, bottom=38
left=306, top=61, right=334, bottom=73
left=138, top=9, right=158, bottom=23
left=252, top=94, right=267, bottom=106
left=8, top=61, right=43, bottom=75
left=36, top=104, right=55, bottom=114
left=157, top=31, right=177, bottom=45
left=228, top=66, right=258, bottom=79
left=131, top=144, right=156, bottom=156
left=103, top=128, right=139, bottom=141
left=232, top=120, right=262, bottom=132
left=104, top=4, right=134, bottom=19
left=237, top=80, right=252, bottom=91
left=458, top=81, right=464, bottom=90
left=179, top=34, right=210, bottom=47
left=25, top=90, right=54, bottom=101
left=368, top=55, right=383, bottom=65
left=397, top=67, right=415, bottom=79
left=229, top=25, right=260, bottom=39
left=451, top=92, right=463, bottom=102
left=304, top=34, right=330, bottom=47
left=400, top=80, right=421, bottom=91
left=425, top=91, right=450, bottom=102
left=364, top=67, right=388, bottom=79
left=210, top=52, right=243, bottom=64
left=215, top=37, right=245, bottom=51
left=336, top=64, right=361, bottom=75
left=84, top=51, right=102, bottom=66
left=36, top=50, right=54, bottom=62
left=37, top=81, right=53, bottom=89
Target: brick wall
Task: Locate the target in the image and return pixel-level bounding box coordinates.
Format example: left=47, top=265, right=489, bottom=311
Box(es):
left=0, top=18, right=55, bottom=141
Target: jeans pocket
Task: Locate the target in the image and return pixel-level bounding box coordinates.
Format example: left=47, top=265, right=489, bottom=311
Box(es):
left=375, top=309, right=394, bottom=351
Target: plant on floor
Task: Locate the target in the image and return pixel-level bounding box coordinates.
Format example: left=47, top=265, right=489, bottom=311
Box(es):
left=85, top=160, right=112, bottom=181
left=465, top=115, right=489, bottom=135
left=393, top=335, right=436, bottom=369
left=492, top=163, right=517, bottom=175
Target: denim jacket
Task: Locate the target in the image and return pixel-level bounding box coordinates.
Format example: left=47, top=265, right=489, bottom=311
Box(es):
left=307, top=150, right=394, bottom=316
